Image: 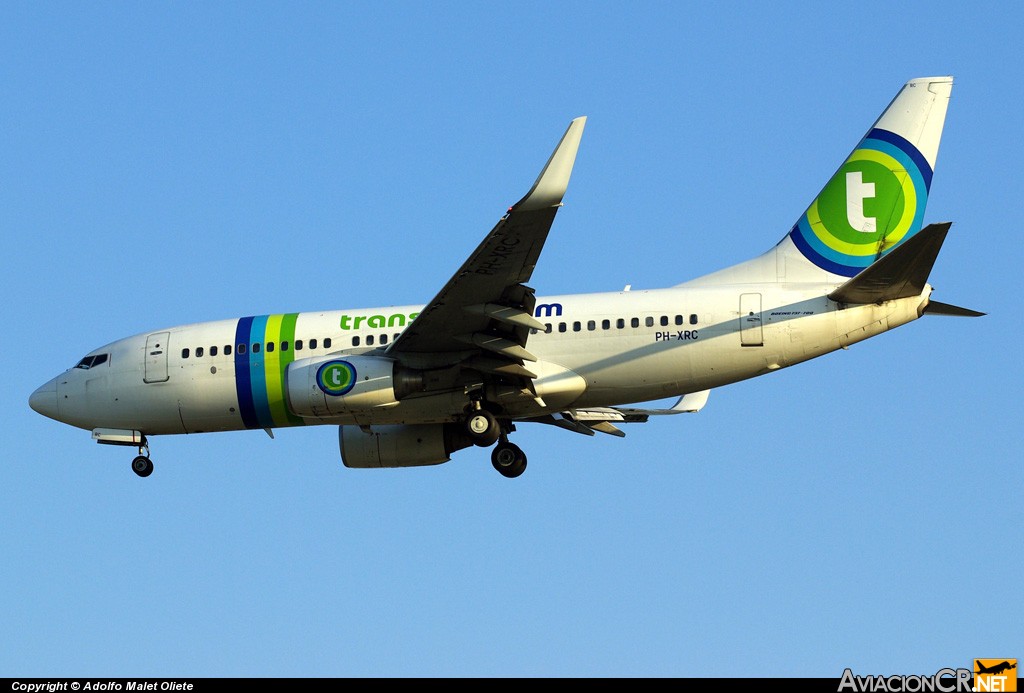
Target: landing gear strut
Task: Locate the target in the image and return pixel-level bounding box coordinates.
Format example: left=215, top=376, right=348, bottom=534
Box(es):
left=491, top=437, right=527, bottom=478
left=131, top=439, right=153, bottom=478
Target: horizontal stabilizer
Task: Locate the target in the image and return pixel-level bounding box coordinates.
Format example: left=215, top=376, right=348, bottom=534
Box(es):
left=923, top=300, right=986, bottom=317
left=828, top=223, right=951, bottom=305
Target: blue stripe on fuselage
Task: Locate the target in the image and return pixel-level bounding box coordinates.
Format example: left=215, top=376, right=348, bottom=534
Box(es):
left=234, top=317, right=259, bottom=429
left=247, top=315, right=274, bottom=429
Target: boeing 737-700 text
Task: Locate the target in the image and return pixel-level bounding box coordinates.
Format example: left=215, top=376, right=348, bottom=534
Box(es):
left=30, top=76, right=982, bottom=478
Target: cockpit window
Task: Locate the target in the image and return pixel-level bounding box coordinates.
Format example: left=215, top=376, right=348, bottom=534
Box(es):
left=75, top=353, right=109, bottom=369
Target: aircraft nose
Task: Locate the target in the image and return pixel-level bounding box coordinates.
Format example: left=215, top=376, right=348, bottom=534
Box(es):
left=29, top=378, right=59, bottom=420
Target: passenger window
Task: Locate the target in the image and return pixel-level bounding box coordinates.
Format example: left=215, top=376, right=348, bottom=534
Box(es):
left=545, top=324, right=552, bottom=334
left=181, top=349, right=189, bottom=359
left=280, top=341, right=288, bottom=352
left=690, top=314, right=698, bottom=325
left=196, top=347, right=204, bottom=357
left=266, top=342, right=274, bottom=353
left=645, top=317, right=654, bottom=327
left=324, top=337, right=332, bottom=348
left=210, top=346, right=218, bottom=357
left=631, top=317, right=640, bottom=328
left=617, top=318, right=625, bottom=329
left=660, top=316, right=669, bottom=326
left=252, top=343, right=260, bottom=353
left=295, top=339, right=303, bottom=351
left=587, top=320, right=596, bottom=331
left=675, top=315, right=684, bottom=326
left=602, top=319, right=610, bottom=330
left=225, top=345, right=232, bottom=356
left=573, top=321, right=581, bottom=332
left=558, top=323, right=567, bottom=333
left=309, top=338, right=317, bottom=349
left=367, top=335, right=375, bottom=345
left=238, top=344, right=246, bottom=355
left=380, top=334, right=388, bottom=344
left=352, top=336, right=361, bottom=347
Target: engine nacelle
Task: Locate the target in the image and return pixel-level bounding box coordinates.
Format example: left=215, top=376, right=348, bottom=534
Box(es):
left=339, top=424, right=472, bottom=468
left=286, top=354, right=421, bottom=418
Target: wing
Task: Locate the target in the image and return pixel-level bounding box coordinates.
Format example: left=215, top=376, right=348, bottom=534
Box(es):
left=385, top=117, right=587, bottom=395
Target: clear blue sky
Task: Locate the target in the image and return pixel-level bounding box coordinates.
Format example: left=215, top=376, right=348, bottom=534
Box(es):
left=3, top=1, right=1020, bottom=678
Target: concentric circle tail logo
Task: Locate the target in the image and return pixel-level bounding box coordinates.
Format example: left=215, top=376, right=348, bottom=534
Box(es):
left=316, top=360, right=357, bottom=396
left=789, top=128, right=933, bottom=277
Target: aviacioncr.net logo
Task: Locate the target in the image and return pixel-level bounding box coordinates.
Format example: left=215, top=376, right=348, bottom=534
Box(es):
left=316, top=360, right=357, bottom=396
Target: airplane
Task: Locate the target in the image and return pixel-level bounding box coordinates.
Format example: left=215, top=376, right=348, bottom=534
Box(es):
left=975, top=661, right=1016, bottom=676
left=29, top=75, right=983, bottom=479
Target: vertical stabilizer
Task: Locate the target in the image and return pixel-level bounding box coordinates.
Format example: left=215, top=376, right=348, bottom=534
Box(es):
left=680, top=77, right=953, bottom=287
left=785, top=76, right=953, bottom=278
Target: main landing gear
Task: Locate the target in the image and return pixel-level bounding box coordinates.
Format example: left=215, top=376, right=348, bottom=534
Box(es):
left=491, top=437, right=527, bottom=478
left=131, top=439, right=153, bottom=478
left=465, top=407, right=501, bottom=447
left=462, top=403, right=527, bottom=478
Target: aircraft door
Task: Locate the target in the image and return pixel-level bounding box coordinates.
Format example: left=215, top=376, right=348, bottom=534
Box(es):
left=739, top=293, right=763, bottom=347
left=144, top=331, right=170, bottom=383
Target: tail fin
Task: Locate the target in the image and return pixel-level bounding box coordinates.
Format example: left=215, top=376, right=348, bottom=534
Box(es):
left=679, top=77, right=954, bottom=288
left=786, top=76, right=953, bottom=277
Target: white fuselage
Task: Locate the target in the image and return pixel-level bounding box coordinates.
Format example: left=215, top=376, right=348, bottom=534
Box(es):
left=33, top=283, right=929, bottom=437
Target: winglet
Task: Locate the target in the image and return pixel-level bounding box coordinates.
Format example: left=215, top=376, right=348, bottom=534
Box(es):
left=512, top=116, right=587, bottom=212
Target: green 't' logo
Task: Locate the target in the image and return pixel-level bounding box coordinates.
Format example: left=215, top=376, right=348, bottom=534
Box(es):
left=808, top=151, right=917, bottom=257
left=316, top=360, right=356, bottom=396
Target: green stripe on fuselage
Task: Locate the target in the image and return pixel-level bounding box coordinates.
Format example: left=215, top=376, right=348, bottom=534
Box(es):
left=263, top=313, right=304, bottom=427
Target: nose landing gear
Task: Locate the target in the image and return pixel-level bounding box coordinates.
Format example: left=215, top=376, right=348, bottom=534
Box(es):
left=131, top=455, right=154, bottom=477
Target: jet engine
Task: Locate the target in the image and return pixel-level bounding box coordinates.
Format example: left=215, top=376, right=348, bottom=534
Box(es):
left=285, top=354, right=423, bottom=418
left=339, top=424, right=473, bottom=468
